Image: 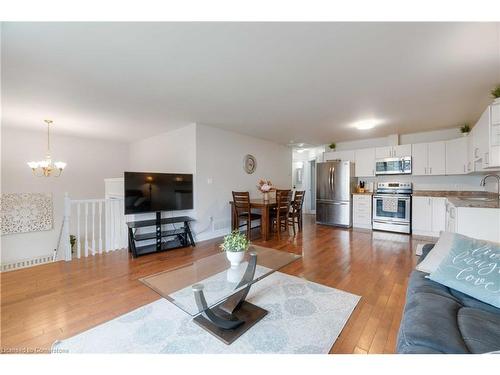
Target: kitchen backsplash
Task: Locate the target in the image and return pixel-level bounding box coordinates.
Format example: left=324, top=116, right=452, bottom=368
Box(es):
left=360, top=174, right=489, bottom=192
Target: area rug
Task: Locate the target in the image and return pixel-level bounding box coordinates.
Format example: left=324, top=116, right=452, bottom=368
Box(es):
left=52, top=272, right=360, bottom=354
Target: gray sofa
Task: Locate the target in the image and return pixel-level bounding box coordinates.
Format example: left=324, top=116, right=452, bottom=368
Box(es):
left=397, top=244, right=500, bottom=354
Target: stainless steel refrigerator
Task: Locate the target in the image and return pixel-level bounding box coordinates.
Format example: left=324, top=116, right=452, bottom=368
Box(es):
left=316, top=160, right=357, bottom=227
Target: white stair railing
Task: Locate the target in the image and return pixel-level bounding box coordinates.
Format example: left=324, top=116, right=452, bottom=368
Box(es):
left=62, top=193, right=127, bottom=261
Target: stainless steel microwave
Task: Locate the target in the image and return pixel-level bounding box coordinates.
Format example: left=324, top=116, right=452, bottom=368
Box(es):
left=375, top=156, right=412, bottom=175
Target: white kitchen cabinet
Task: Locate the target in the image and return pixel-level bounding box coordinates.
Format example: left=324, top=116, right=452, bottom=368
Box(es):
left=411, top=143, right=428, bottom=176
left=431, top=197, right=446, bottom=234
left=412, top=196, right=446, bottom=237
left=375, top=144, right=411, bottom=159
left=412, top=142, right=445, bottom=176
left=445, top=201, right=456, bottom=233
left=427, top=141, right=446, bottom=175
left=488, top=102, right=500, bottom=168
left=445, top=200, right=500, bottom=243
left=445, top=137, right=468, bottom=175
left=412, top=196, right=432, bottom=234
left=353, top=194, right=372, bottom=229
left=324, top=150, right=355, bottom=162
left=375, top=146, right=392, bottom=159
left=470, top=104, right=498, bottom=171
left=394, top=144, right=412, bottom=157
left=354, top=148, right=375, bottom=177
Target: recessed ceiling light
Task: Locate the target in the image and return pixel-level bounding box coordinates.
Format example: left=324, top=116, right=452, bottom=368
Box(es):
left=296, top=148, right=306, bottom=153
left=353, top=119, right=383, bottom=130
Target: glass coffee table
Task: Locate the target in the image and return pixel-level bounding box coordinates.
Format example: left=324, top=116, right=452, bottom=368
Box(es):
left=140, top=245, right=301, bottom=344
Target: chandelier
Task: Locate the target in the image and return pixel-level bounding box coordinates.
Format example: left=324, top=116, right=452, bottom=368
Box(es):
left=27, top=120, right=67, bottom=177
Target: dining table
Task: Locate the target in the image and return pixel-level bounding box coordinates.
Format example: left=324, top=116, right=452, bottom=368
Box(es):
left=229, top=198, right=277, bottom=241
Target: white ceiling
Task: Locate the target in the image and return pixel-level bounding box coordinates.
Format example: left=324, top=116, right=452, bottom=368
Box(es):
left=2, top=22, right=499, bottom=144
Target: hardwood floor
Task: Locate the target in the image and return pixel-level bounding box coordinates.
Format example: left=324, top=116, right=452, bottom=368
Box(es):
left=0, top=215, right=431, bottom=354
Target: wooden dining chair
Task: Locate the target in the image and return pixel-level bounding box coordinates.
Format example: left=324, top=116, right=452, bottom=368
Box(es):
left=232, top=191, right=262, bottom=240
left=270, top=189, right=292, bottom=240
left=289, top=190, right=305, bottom=235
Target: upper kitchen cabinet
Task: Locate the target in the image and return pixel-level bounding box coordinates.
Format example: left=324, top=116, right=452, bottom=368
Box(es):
left=324, top=150, right=355, bottom=162
left=354, top=148, right=375, bottom=177
left=411, top=141, right=446, bottom=176
left=445, top=137, right=468, bottom=175
left=412, top=143, right=428, bottom=175
left=428, top=141, right=446, bottom=175
left=489, top=101, right=500, bottom=167
left=375, top=144, right=412, bottom=159
left=470, top=101, right=500, bottom=171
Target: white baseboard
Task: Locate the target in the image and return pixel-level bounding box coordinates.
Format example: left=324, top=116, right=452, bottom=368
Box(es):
left=194, top=227, right=231, bottom=243
left=1, top=253, right=55, bottom=272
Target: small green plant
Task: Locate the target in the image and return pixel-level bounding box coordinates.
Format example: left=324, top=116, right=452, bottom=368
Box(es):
left=491, top=85, right=500, bottom=99
left=220, top=230, right=249, bottom=252
left=460, top=123, right=471, bottom=134
left=70, top=235, right=76, bottom=247
left=329, top=142, right=336, bottom=150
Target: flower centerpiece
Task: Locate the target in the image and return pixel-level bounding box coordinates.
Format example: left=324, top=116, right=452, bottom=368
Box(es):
left=257, top=179, right=274, bottom=201
left=220, top=230, right=250, bottom=267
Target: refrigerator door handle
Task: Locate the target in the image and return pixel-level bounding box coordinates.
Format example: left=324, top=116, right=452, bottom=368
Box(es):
left=328, top=167, right=332, bottom=190
left=331, top=166, right=335, bottom=191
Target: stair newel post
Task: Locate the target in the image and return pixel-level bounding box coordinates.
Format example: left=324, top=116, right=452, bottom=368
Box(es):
left=63, top=192, right=72, bottom=261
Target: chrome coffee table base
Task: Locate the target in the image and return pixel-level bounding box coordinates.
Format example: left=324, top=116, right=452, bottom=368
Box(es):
left=191, top=251, right=267, bottom=344
left=192, top=301, right=268, bottom=345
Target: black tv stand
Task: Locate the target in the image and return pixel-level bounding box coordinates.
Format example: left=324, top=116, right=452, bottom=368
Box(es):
left=126, top=213, right=195, bottom=257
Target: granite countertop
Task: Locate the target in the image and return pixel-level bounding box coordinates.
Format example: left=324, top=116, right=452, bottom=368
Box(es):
left=412, top=190, right=500, bottom=209
left=447, top=196, right=500, bottom=209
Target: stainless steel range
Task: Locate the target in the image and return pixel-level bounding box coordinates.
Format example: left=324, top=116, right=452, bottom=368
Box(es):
left=372, top=182, right=412, bottom=234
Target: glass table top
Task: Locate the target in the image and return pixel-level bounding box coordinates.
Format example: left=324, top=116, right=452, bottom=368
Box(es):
left=139, top=245, right=301, bottom=316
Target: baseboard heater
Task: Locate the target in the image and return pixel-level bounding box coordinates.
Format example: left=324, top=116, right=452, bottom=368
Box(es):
left=0, top=253, right=55, bottom=272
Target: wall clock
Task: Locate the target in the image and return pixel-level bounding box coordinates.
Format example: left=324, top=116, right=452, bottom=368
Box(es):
left=243, top=154, right=257, bottom=174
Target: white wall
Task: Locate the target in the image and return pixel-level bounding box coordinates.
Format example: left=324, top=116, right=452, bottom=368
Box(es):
left=126, top=124, right=197, bottom=237
left=1, top=127, right=129, bottom=263
left=195, top=124, right=292, bottom=240
left=129, top=124, right=196, bottom=174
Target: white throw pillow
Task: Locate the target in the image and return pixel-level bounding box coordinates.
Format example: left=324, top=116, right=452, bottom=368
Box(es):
left=415, top=231, right=455, bottom=274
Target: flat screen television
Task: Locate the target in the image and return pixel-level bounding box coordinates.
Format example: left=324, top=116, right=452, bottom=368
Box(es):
left=124, top=172, right=193, bottom=214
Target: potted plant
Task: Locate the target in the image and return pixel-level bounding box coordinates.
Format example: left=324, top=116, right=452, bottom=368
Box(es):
left=491, top=85, right=500, bottom=103
left=329, top=142, right=336, bottom=151
left=220, top=230, right=249, bottom=267
left=70, top=235, right=77, bottom=254
left=460, top=123, right=471, bottom=136
left=257, top=179, right=274, bottom=201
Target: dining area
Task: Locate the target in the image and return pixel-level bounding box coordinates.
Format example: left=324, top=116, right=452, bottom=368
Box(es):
left=230, top=180, right=306, bottom=241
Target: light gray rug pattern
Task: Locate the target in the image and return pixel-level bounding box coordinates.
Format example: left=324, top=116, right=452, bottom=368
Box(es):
left=53, top=272, right=360, bottom=354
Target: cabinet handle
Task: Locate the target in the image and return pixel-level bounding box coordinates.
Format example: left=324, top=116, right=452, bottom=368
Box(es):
left=463, top=165, right=466, bottom=173
left=424, top=167, right=427, bottom=175
left=429, top=167, right=432, bottom=174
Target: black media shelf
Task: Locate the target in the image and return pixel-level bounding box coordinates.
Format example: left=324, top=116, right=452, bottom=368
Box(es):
left=126, top=213, right=195, bottom=257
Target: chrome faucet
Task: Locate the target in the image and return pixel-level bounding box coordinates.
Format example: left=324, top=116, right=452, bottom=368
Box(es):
left=480, top=174, right=500, bottom=199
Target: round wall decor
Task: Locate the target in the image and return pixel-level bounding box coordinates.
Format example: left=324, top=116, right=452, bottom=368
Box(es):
left=243, top=154, right=257, bottom=174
